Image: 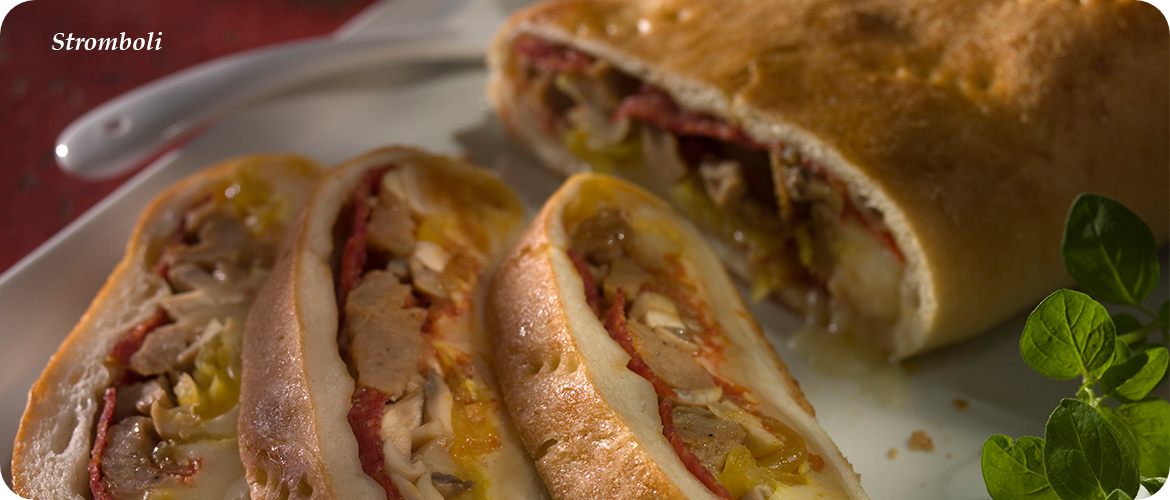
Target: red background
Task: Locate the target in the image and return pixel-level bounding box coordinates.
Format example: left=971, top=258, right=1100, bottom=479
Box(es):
left=0, top=0, right=377, bottom=274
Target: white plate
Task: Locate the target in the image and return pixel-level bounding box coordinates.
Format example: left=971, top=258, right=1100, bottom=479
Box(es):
left=2, top=63, right=1166, bottom=500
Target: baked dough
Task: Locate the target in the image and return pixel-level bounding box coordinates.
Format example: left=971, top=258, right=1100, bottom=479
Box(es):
left=488, top=173, right=868, bottom=500
left=487, top=0, right=1169, bottom=357
left=12, top=155, right=324, bottom=499
left=239, top=146, right=549, bottom=500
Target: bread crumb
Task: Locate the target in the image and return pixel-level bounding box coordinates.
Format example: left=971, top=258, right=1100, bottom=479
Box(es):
left=909, top=430, right=935, bottom=451
left=888, top=447, right=899, bottom=459
left=953, top=398, right=969, bottom=410
left=946, top=453, right=952, bottom=459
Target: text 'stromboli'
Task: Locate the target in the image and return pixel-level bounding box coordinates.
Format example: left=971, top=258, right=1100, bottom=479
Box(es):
left=52, top=32, right=162, bottom=51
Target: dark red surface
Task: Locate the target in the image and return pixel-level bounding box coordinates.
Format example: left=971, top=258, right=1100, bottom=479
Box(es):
left=0, top=0, right=377, bottom=275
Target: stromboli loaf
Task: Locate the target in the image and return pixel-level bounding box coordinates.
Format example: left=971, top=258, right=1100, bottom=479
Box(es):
left=239, top=146, right=549, bottom=500
left=488, top=173, right=868, bottom=500
left=11, top=155, right=324, bottom=499
left=486, top=0, right=1170, bottom=357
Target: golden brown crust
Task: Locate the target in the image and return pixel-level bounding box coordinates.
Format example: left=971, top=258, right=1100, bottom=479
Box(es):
left=12, top=155, right=325, bottom=500
left=239, top=146, right=546, bottom=500
left=488, top=174, right=868, bottom=500
left=488, top=0, right=1170, bottom=357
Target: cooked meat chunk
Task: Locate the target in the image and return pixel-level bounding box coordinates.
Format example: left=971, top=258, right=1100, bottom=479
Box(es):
left=343, top=270, right=426, bottom=400
left=102, top=417, right=178, bottom=498
left=698, top=158, right=747, bottom=211
left=113, top=378, right=171, bottom=421
left=571, top=208, right=633, bottom=263
left=164, top=215, right=253, bottom=268
left=672, top=405, right=746, bottom=473
left=368, top=189, right=416, bottom=257
left=128, top=325, right=190, bottom=376
left=627, top=321, right=712, bottom=389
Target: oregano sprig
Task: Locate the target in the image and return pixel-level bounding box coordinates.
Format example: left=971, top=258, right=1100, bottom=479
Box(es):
left=982, top=194, right=1169, bottom=500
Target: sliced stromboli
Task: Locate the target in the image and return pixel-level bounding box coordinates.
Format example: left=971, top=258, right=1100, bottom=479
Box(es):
left=486, top=0, right=1170, bottom=357
left=11, top=155, right=324, bottom=500
left=239, top=146, right=549, bottom=500
left=488, top=174, right=868, bottom=500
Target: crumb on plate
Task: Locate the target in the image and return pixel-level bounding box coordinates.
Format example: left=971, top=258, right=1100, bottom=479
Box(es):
left=888, top=447, right=899, bottom=459
left=953, top=398, right=969, bottom=410
left=909, top=430, right=934, bottom=451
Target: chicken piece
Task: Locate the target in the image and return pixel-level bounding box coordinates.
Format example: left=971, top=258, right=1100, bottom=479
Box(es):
left=698, top=158, right=747, bottom=211
left=369, top=188, right=416, bottom=257
left=672, top=405, right=746, bottom=473
left=344, top=270, right=426, bottom=400
left=163, top=214, right=253, bottom=269
left=128, top=325, right=190, bottom=376
left=627, top=322, right=713, bottom=389
left=102, top=417, right=182, bottom=498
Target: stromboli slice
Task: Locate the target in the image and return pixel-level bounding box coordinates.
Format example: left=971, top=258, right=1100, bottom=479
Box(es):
left=486, top=0, right=1170, bottom=358
left=239, top=146, right=549, bottom=500
left=12, top=155, right=324, bottom=500
left=488, top=173, right=868, bottom=500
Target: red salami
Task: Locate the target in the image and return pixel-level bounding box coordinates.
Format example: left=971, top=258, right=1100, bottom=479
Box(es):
left=347, top=386, right=403, bottom=500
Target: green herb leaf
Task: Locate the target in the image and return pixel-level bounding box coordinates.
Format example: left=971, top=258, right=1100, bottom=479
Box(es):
left=982, top=435, right=1059, bottom=500
left=1100, top=399, right=1170, bottom=481
left=1101, top=348, right=1169, bottom=403
left=1141, top=476, right=1165, bottom=494
left=1044, top=399, right=1139, bottom=500
left=1112, top=314, right=1142, bottom=335
left=1110, top=339, right=1131, bottom=366
left=1062, top=193, right=1159, bottom=306
left=1104, top=489, right=1133, bottom=500
left=1021, top=290, right=1116, bottom=380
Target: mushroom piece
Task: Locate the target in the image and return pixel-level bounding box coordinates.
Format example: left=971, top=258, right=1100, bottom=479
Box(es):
left=641, top=126, right=689, bottom=184
left=698, top=158, right=747, bottom=211
left=627, top=321, right=713, bottom=389
left=128, top=325, right=191, bottom=376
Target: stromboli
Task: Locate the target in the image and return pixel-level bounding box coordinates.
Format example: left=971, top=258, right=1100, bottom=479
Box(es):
left=486, top=0, right=1170, bottom=357
left=488, top=173, right=868, bottom=500
left=239, top=146, right=549, bottom=500
left=11, top=155, right=324, bottom=499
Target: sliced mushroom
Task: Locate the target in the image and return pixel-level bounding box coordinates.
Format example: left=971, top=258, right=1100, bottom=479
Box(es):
left=423, top=371, right=455, bottom=436
left=628, top=292, right=689, bottom=338
left=381, top=391, right=424, bottom=457
left=698, top=158, right=747, bottom=211
left=415, top=473, right=449, bottom=500
left=344, top=270, right=427, bottom=400
left=641, top=126, right=689, bottom=183
left=414, top=440, right=459, bottom=477
left=430, top=472, right=475, bottom=500
left=164, top=215, right=253, bottom=269
left=410, top=241, right=452, bottom=299
left=602, top=259, right=651, bottom=304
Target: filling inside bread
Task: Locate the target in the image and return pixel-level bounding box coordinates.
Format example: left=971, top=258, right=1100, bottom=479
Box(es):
left=509, top=36, right=906, bottom=349
left=331, top=161, right=521, bottom=500
left=561, top=191, right=846, bottom=500
left=89, top=162, right=316, bottom=500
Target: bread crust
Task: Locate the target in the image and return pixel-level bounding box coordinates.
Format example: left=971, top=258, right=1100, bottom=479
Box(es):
left=11, top=155, right=325, bottom=500
left=487, top=174, right=868, bottom=500
left=487, top=0, right=1170, bottom=357
left=239, top=146, right=547, bottom=500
